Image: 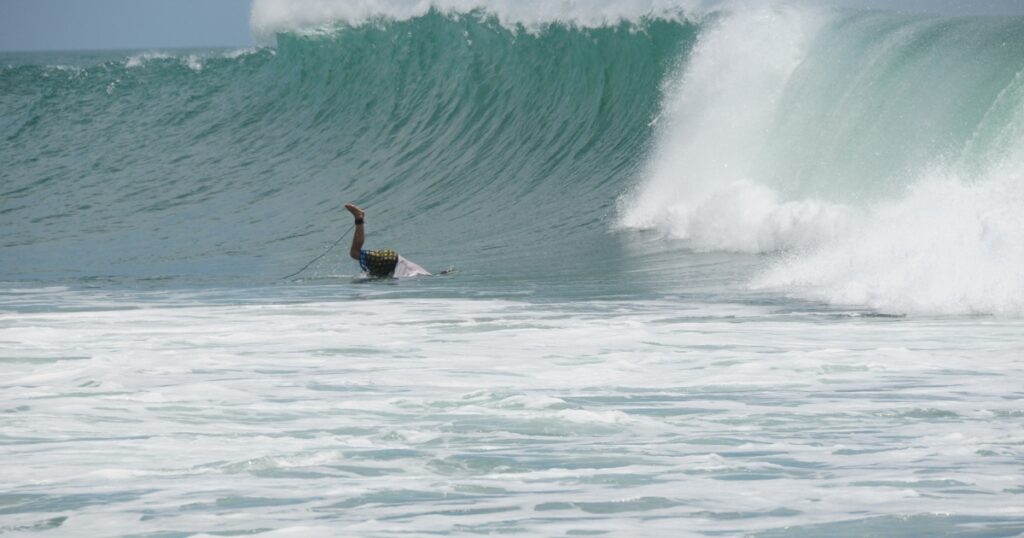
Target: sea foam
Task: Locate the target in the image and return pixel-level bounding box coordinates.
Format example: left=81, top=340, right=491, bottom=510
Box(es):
left=753, top=164, right=1024, bottom=315
left=619, top=5, right=1024, bottom=315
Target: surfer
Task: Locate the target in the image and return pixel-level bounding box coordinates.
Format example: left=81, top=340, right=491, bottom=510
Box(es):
left=345, top=203, right=431, bottom=278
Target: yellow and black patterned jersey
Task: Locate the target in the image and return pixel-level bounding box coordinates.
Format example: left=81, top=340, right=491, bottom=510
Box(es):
left=359, top=249, right=399, bottom=277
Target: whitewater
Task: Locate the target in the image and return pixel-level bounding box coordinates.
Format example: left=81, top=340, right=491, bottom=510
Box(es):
left=2, top=1, right=1023, bottom=536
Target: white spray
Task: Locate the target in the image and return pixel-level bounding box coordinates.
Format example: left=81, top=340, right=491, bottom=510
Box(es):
left=619, top=5, right=1024, bottom=315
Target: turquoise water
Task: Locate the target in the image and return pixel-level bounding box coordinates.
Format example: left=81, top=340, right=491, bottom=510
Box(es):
left=2, top=3, right=1024, bottom=536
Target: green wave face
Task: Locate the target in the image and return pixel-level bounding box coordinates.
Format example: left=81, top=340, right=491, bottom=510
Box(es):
left=0, top=13, right=696, bottom=281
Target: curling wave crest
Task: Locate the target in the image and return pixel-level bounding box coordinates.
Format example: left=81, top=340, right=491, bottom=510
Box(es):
left=619, top=6, right=1024, bottom=315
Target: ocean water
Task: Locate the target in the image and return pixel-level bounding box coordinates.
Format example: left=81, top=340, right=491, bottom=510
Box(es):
left=2, top=1, right=1024, bottom=536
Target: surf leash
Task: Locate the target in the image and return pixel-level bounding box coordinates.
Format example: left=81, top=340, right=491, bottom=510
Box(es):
left=281, top=223, right=355, bottom=280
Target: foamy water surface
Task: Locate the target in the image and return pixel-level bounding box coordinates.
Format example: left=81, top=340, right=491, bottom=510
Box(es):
left=2, top=285, right=1022, bottom=536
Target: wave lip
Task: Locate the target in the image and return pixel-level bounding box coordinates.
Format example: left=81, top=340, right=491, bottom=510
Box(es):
left=249, top=0, right=704, bottom=39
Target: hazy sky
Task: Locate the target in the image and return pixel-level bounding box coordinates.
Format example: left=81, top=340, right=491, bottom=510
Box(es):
left=0, top=0, right=253, bottom=51
left=1, top=0, right=1023, bottom=52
